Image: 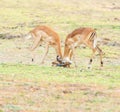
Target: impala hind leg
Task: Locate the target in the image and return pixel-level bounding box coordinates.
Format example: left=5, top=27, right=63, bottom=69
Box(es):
left=96, top=46, right=103, bottom=67
left=85, top=42, right=97, bottom=69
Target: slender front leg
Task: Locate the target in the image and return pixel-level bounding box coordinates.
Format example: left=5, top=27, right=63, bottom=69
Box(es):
left=40, top=44, right=49, bottom=64
left=71, top=48, right=77, bottom=68
left=30, top=37, right=41, bottom=62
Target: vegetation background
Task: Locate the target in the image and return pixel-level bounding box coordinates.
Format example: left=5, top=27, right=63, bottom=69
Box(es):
left=0, top=0, right=120, bottom=112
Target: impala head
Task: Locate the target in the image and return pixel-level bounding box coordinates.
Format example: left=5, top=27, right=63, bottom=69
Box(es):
left=56, top=36, right=73, bottom=67
left=63, top=57, right=72, bottom=64
left=57, top=56, right=72, bottom=67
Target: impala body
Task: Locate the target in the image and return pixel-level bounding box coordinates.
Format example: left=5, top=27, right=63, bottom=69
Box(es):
left=57, top=27, right=103, bottom=68
left=26, top=25, right=62, bottom=64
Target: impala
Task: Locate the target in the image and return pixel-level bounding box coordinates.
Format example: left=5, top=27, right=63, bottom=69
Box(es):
left=57, top=27, right=103, bottom=69
left=25, top=25, right=62, bottom=64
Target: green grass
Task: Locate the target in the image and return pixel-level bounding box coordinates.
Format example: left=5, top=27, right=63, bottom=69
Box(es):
left=0, top=63, right=120, bottom=87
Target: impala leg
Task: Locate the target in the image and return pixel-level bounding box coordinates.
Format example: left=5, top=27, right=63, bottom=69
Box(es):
left=88, top=48, right=97, bottom=69
left=96, top=46, right=103, bottom=67
left=40, top=44, right=49, bottom=64
left=85, top=42, right=97, bottom=69
left=71, top=48, right=77, bottom=68
left=30, top=37, right=41, bottom=62
left=69, top=50, right=73, bottom=60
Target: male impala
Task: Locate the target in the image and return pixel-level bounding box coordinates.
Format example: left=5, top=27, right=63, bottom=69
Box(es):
left=25, top=25, right=62, bottom=64
left=57, top=27, right=103, bottom=69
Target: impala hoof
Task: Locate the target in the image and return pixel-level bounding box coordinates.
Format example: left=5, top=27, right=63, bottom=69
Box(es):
left=32, top=58, right=34, bottom=62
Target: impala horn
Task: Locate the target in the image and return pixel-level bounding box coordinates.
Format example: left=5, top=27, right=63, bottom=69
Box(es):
left=56, top=55, right=63, bottom=63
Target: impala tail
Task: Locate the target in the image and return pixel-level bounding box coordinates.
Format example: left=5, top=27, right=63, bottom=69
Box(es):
left=89, top=31, right=97, bottom=48
left=24, top=33, right=32, bottom=40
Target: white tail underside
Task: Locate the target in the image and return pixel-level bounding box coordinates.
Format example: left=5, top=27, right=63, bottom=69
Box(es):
left=25, top=33, right=32, bottom=40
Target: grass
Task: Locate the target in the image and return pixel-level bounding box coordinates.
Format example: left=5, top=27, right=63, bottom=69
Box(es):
left=0, top=63, right=120, bottom=111
left=0, top=63, right=120, bottom=87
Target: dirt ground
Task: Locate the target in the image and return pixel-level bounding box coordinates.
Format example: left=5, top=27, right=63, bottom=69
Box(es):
left=0, top=37, right=120, bottom=66
left=0, top=79, right=120, bottom=112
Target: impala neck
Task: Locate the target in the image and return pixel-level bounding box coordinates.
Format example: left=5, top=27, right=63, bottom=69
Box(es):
left=63, top=46, right=70, bottom=58
left=56, top=43, right=62, bottom=58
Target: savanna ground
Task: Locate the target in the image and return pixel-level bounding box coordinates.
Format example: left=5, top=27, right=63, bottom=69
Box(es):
left=0, top=0, right=120, bottom=112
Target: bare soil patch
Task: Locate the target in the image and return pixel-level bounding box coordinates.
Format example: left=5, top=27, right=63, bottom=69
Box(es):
left=0, top=78, right=120, bottom=112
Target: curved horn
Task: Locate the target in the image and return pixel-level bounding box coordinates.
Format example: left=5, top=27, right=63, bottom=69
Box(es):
left=56, top=55, right=63, bottom=63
